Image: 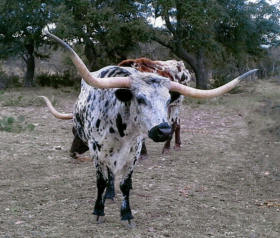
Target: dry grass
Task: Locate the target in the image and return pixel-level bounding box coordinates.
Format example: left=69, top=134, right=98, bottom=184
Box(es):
left=0, top=79, right=279, bottom=237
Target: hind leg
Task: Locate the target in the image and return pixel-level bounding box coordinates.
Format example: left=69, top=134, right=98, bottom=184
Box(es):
left=174, top=120, right=181, bottom=150
left=139, top=140, right=148, bottom=160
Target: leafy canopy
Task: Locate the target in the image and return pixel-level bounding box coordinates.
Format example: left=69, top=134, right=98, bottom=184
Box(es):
left=0, top=0, right=59, bottom=59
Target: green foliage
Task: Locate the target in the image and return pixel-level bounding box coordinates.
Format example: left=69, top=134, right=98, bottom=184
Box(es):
left=1, top=0, right=279, bottom=88
left=0, top=115, right=35, bottom=133
left=150, top=0, right=280, bottom=87
left=0, top=0, right=60, bottom=86
left=216, top=0, right=280, bottom=61
left=0, top=0, right=59, bottom=58
left=54, top=0, right=151, bottom=69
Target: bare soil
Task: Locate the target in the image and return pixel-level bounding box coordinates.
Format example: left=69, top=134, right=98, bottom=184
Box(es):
left=0, top=79, right=279, bottom=238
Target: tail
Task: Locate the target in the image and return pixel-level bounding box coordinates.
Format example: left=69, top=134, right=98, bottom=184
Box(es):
left=39, top=96, right=73, bottom=120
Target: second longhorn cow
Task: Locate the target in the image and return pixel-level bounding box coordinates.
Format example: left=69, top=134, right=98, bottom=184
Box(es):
left=41, top=29, right=257, bottom=225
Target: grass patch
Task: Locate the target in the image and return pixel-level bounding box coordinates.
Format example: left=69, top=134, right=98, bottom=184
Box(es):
left=0, top=89, right=62, bottom=107
left=36, top=72, right=80, bottom=89
left=0, top=115, right=35, bottom=133
left=1, top=94, right=45, bottom=107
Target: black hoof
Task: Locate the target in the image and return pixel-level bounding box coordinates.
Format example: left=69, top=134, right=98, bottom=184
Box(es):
left=121, top=212, right=134, bottom=221
left=95, top=215, right=105, bottom=224
left=93, top=209, right=105, bottom=217
left=121, top=219, right=136, bottom=228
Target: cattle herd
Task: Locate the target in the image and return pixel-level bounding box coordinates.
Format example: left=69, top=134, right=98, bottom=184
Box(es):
left=40, top=29, right=257, bottom=226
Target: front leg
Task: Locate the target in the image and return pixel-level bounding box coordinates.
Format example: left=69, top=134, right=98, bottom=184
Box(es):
left=93, top=168, right=108, bottom=222
left=139, top=140, right=148, bottom=160
left=120, top=171, right=133, bottom=222
left=104, top=167, right=115, bottom=201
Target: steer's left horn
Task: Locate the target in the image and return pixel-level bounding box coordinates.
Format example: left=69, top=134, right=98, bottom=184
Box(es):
left=43, top=28, right=131, bottom=89
left=169, top=69, right=258, bottom=98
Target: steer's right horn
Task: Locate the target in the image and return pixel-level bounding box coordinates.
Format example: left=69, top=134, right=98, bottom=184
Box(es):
left=169, top=69, right=258, bottom=98
left=43, top=28, right=131, bottom=89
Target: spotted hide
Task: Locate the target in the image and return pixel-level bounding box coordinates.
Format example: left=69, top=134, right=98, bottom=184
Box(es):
left=72, top=66, right=175, bottom=223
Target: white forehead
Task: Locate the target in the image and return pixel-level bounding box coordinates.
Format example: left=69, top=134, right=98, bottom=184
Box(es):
left=130, top=72, right=170, bottom=96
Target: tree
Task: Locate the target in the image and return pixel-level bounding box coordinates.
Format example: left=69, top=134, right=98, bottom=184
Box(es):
left=151, top=0, right=224, bottom=88
left=0, top=0, right=59, bottom=86
left=150, top=0, right=280, bottom=88
left=215, top=0, right=280, bottom=71
left=54, top=0, right=150, bottom=71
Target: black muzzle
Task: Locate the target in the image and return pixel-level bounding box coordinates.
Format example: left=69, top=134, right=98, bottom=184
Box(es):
left=148, top=122, right=172, bottom=142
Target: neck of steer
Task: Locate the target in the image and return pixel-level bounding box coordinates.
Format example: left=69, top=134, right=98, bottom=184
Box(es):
left=74, top=82, right=141, bottom=141
left=73, top=73, right=170, bottom=176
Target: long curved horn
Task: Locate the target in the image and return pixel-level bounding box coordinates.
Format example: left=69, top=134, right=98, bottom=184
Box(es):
left=38, top=96, right=73, bottom=120
left=43, top=28, right=131, bottom=88
left=169, top=69, right=258, bottom=98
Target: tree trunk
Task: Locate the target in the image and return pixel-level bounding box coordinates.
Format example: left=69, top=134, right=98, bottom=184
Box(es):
left=272, top=62, right=275, bottom=76
left=84, top=40, right=99, bottom=71
left=173, top=45, right=209, bottom=89
left=195, top=50, right=208, bottom=89
left=24, top=41, right=35, bottom=87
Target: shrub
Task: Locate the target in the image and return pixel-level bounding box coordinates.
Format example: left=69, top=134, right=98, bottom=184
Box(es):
left=36, top=71, right=78, bottom=88
left=0, top=71, right=21, bottom=89
left=0, top=115, right=35, bottom=133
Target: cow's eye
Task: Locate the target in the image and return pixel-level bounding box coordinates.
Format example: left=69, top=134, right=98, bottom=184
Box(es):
left=136, top=95, right=147, bottom=105
left=169, top=91, right=181, bottom=103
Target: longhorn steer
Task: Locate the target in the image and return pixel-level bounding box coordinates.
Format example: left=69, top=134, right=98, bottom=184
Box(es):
left=41, top=29, right=257, bottom=224
left=118, top=58, right=192, bottom=156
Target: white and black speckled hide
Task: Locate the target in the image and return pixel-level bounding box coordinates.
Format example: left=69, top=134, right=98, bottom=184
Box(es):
left=73, top=66, right=171, bottom=181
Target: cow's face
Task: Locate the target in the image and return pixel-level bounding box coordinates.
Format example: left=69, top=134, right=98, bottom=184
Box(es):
left=160, top=60, right=192, bottom=84
left=115, top=73, right=173, bottom=142
left=176, top=61, right=192, bottom=84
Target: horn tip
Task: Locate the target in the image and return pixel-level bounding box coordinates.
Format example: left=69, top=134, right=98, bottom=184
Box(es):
left=239, top=69, right=259, bottom=81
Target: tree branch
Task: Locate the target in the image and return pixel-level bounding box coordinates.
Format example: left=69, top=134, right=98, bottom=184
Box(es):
left=175, top=0, right=183, bottom=38
left=164, top=14, right=176, bottom=36
left=151, top=35, right=173, bottom=50
left=21, top=54, right=28, bottom=63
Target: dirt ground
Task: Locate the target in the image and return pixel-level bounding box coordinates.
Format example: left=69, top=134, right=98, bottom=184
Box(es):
left=0, top=79, right=279, bottom=238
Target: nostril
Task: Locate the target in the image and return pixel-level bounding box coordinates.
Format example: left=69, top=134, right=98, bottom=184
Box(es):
left=157, top=122, right=172, bottom=135
left=158, top=127, right=172, bottom=136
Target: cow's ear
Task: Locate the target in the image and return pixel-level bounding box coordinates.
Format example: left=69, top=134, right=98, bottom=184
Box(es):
left=169, top=91, right=181, bottom=103
left=115, top=89, right=133, bottom=102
